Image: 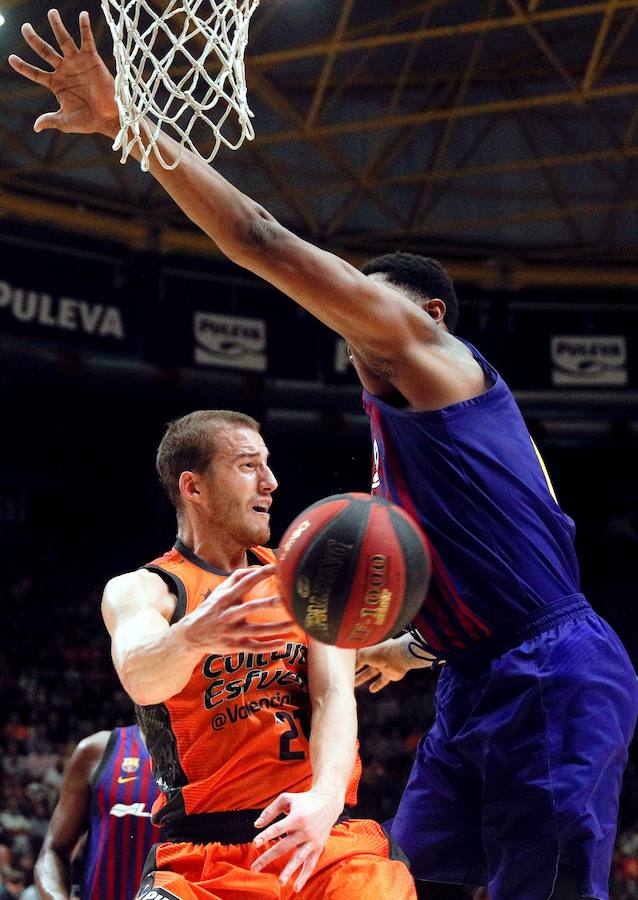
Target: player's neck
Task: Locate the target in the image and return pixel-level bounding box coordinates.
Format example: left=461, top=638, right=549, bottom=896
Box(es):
left=177, top=521, right=248, bottom=572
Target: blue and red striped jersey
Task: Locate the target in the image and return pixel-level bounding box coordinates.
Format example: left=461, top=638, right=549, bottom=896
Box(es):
left=81, top=725, right=159, bottom=899
left=362, top=340, right=582, bottom=656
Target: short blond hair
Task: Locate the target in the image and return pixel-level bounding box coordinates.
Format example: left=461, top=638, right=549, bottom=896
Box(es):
left=156, top=409, right=260, bottom=509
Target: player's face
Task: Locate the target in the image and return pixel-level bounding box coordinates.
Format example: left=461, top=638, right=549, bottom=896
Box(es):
left=200, top=426, right=278, bottom=547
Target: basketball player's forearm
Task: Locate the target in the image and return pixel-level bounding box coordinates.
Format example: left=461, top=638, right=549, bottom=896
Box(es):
left=309, top=693, right=358, bottom=806
left=102, top=120, right=259, bottom=261
left=34, top=849, right=71, bottom=899
left=101, top=121, right=418, bottom=352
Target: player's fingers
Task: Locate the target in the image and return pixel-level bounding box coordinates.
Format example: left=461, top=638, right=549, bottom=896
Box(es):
left=223, top=593, right=284, bottom=621
left=224, top=639, right=292, bottom=653
left=47, top=9, right=80, bottom=54
left=8, top=54, right=51, bottom=87
left=237, top=619, right=295, bottom=637
left=205, top=566, right=269, bottom=613
left=293, top=849, right=321, bottom=892
left=228, top=563, right=276, bottom=589
left=216, top=569, right=279, bottom=616
left=355, top=654, right=380, bottom=674
left=369, top=674, right=390, bottom=693
left=254, top=795, right=289, bottom=834
left=251, top=834, right=297, bottom=872
left=78, top=11, right=97, bottom=52
left=34, top=111, right=64, bottom=133
left=279, top=844, right=311, bottom=886
left=218, top=565, right=277, bottom=604
left=354, top=662, right=373, bottom=678
left=20, top=23, right=62, bottom=67
left=354, top=665, right=379, bottom=687
left=241, top=585, right=281, bottom=606
left=217, top=565, right=252, bottom=586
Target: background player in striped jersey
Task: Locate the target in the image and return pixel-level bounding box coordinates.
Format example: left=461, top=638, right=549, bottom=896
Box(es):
left=10, top=12, right=638, bottom=899
left=35, top=724, right=158, bottom=899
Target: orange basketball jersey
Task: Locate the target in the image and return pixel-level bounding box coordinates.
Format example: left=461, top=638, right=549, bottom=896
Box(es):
left=139, top=540, right=361, bottom=827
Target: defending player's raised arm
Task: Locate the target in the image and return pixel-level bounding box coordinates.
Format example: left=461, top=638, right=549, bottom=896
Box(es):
left=8, top=11, right=436, bottom=364
left=134, top=132, right=437, bottom=367
left=103, top=565, right=291, bottom=706
left=144, top=145, right=441, bottom=373
left=34, top=731, right=109, bottom=900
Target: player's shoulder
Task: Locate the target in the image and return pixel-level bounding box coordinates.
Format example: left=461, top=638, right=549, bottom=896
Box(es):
left=76, top=729, right=111, bottom=755
left=67, top=730, right=112, bottom=782
left=102, top=568, right=178, bottom=626
left=103, top=567, right=173, bottom=600
left=146, top=546, right=184, bottom=571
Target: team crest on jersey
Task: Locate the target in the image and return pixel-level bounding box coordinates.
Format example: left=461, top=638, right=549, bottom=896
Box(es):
left=121, top=757, right=140, bottom=773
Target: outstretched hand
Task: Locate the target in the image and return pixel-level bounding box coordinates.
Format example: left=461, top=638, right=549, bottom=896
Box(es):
left=8, top=9, right=119, bottom=136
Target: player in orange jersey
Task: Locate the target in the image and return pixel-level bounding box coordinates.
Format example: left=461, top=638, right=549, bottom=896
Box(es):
left=98, top=409, right=415, bottom=899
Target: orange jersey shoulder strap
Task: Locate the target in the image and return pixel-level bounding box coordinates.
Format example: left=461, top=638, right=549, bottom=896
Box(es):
left=249, top=546, right=277, bottom=566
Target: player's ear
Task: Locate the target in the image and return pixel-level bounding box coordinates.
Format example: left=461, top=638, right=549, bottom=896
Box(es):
left=178, top=471, right=201, bottom=506
left=423, top=298, right=446, bottom=323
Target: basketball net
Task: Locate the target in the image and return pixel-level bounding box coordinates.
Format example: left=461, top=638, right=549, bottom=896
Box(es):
left=101, top=0, right=260, bottom=171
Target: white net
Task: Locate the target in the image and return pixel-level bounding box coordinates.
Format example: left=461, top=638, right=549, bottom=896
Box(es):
left=101, top=0, right=260, bottom=171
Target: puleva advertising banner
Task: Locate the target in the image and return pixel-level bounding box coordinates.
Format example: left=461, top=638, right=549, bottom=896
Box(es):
left=550, top=335, right=628, bottom=387
left=193, top=311, right=267, bottom=372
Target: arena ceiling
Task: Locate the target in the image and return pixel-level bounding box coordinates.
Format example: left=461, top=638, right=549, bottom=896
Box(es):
left=1, top=0, right=638, bottom=286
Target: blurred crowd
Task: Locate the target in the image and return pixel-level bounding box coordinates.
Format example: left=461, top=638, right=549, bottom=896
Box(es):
left=0, top=554, right=132, bottom=898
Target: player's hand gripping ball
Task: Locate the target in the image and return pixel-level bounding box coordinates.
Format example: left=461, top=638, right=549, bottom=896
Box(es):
left=276, top=493, right=431, bottom=648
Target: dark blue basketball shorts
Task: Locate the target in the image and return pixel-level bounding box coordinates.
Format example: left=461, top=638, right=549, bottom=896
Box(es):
left=391, top=610, right=638, bottom=899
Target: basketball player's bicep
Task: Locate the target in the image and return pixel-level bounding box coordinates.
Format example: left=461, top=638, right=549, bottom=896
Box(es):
left=102, top=571, right=175, bottom=662
left=240, top=224, right=425, bottom=355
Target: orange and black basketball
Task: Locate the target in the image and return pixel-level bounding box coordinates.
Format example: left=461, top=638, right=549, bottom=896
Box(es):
left=276, top=492, right=430, bottom=648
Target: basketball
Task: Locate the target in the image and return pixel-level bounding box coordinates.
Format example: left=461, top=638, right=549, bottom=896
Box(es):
left=276, top=493, right=431, bottom=648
